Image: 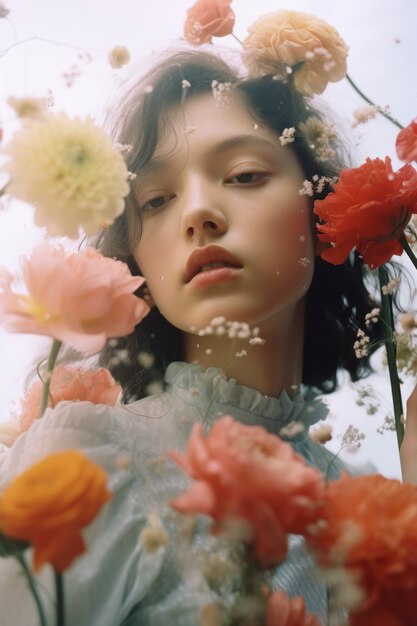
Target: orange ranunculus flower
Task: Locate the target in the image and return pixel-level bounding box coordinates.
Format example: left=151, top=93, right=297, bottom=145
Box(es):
left=18, top=366, right=122, bottom=432
left=306, top=473, right=417, bottom=623
left=242, top=10, right=348, bottom=97
left=0, top=450, right=111, bottom=571
left=396, top=119, right=417, bottom=163
left=314, top=156, right=417, bottom=269
left=184, top=0, right=235, bottom=45
left=0, top=243, right=150, bottom=352
left=169, top=416, right=324, bottom=568
left=267, top=590, right=321, bottom=626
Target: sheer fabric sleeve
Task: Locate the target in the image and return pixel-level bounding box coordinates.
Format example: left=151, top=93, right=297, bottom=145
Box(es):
left=0, top=400, right=169, bottom=626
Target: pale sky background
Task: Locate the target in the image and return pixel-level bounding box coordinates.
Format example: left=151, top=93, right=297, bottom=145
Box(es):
left=0, top=0, right=416, bottom=477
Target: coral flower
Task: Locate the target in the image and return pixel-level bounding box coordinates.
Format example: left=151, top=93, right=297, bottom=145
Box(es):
left=267, top=590, right=321, bottom=626
left=306, top=473, right=417, bottom=623
left=242, top=10, right=348, bottom=97
left=0, top=243, right=149, bottom=352
left=2, top=112, right=129, bottom=239
left=184, top=0, right=235, bottom=45
left=18, top=366, right=121, bottom=432
left=0, top=450, right=111, bottom=571
left=314, top=156, right=417, bottom=269
left=396, top=118, right=417, bottom=163
left=169, top=416, right=324, bottom=568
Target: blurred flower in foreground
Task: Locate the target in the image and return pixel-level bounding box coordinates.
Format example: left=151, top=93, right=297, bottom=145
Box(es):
left=18, top=366, right=122, bottom=432
left=0, top=243, right=149, bottom=352
left=7, top=96, right=45, bottom=119
left=267, top=590, right=321, bottom=626
left=396, top=118, right=417, bottom=163
left=0, top=450, right=111, bottom=571
left=314, top=156, right=417, bottom=269
left=242, top=10, right=348, bottom=96
left=306, top=473, right=417, bottom=625
left=169, top=416, right=324, bottom=568
left=184, top=0, right=235, bottom=45
left=108, top=45, right=131, bottom=69
left=2, top=112, right=130, bottom=238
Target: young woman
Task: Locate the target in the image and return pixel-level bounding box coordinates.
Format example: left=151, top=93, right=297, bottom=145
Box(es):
left=1, top=48, right=416, bottom=625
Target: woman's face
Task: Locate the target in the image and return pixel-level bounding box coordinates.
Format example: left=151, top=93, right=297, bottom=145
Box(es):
left=133, top=92, right=315, bottom=336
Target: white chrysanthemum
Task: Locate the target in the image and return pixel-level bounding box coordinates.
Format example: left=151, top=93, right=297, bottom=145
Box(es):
left=3, top=112, right=130, bottom=238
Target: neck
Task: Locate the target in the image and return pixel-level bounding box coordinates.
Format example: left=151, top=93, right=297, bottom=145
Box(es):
left=183, top=302, right=306, bottom=397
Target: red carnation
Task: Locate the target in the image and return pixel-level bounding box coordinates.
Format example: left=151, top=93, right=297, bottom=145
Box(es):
left=314, top=156, right=417, bottom=269
left=396, top=118, right=417, bottom=163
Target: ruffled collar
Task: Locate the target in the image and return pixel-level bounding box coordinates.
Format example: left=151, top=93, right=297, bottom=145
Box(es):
left=164, top=362, right=327, bottom=441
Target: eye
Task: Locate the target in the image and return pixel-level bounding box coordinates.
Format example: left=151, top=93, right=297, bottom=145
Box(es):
left=225, top=171, right=271, bottom=186
left=140, top=194, right=175, bottom=212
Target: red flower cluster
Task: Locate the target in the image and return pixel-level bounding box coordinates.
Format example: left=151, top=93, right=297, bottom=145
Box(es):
left=169, top=416, right=324, bottom=568
left=306, top=473, right=417, bottom=626
left=267, top=590, right=321, bottom=626
left=314, top=156, right=417, bottom=269
left=396, top=119, right=417, bottom=163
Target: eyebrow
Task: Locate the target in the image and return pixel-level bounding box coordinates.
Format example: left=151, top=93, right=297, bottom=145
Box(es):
left=139, top=134, right=280, bottom=178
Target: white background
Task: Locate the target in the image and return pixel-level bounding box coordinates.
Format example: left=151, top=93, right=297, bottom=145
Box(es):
left=1, top=0, right=417, bottom=477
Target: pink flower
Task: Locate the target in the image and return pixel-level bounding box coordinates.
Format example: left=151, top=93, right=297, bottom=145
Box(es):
left=267, top=590, right=321, bottom=626
left=0, top=244, right=149, bottom=352
left=169, top=416, right=324, bottom=568
left=18, top=366, right=122, bottom=431
left=396, top=119, right=417, bottom=163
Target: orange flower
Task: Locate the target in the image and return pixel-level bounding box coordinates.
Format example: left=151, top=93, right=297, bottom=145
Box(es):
left=267, top=590, right=321, bottom=626
left=314, top=156, right=417, bottom=269
left=18, top=366, right=122, bottom=432
left=396, top=119, right=417, bottom=163
left=0, top=450, right=111, bottom=571
left=184, top=0, right=235, bottom=45
left=169, top=416, right=324, bottom=568
left=0, top=243, right=149, bottom=352
left=306, top=474, right=417, bottom=623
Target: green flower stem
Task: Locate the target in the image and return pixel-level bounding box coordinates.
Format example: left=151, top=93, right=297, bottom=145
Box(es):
left=38, top=339, right=62, bottom=418
left=54, top=571, right=65, bottom=626
left=378, top=266, right=404, bottom=448
left=401, top=235, right=417, bottom=271
left=16, top=554, right=48, bottom=626
left=345, top=74, right=404, bottom=130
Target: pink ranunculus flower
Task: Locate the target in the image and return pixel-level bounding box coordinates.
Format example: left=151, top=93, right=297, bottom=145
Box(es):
left=0, top=243, right=149, bottom=352
left=18, top=366, right=122, bottom=432
left=169, top=416, right=325, bottom=568
left=396, top=118, right=417, bottom=163
left=267, top=590, right=322, bottom=626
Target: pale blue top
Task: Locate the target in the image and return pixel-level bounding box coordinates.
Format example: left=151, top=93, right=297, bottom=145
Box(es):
left=0, top=362, right=345, bottom=625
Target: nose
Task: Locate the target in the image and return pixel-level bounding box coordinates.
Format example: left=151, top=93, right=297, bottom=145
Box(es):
left=180, top=177, right=228, bottom=241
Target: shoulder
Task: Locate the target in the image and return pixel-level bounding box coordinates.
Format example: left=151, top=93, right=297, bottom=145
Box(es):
left=0, top=393, right=172, bottom=484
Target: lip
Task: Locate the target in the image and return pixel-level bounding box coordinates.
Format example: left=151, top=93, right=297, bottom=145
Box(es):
left=184, top=244, right=243, bottom=284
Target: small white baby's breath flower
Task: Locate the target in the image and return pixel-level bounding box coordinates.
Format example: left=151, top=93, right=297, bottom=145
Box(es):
left=299, top=180, right=314, bottom=196
left=139, top=512, right=168, bottom=553
left=351, top=105, right=378, bottom=128
left=381, top=277, right=400, bottom=295
left=279, top=127, right=296, bottom=146
left=8, top=96, right=45, bottom=119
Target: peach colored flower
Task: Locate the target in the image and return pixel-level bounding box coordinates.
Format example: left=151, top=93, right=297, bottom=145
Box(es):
left=169, top=416, right=324, bottom=567
left=306, top=474, right=417, bottom=622
left=267, top=590, right=321, bottom=626
left=0, top=450, right=111, bottom=571
left=18, top=366, right=121, bottom=432
left=314, top=156, right=417, bottom=269
left=184, top=0, right=235, bottom=45
left=396, top=119, right=417, bottom=163
left=108, top=45, right=130, bottom=69
left=242, top=10, right=348, bottom=97
left=0, top=243, right=149, bottom=352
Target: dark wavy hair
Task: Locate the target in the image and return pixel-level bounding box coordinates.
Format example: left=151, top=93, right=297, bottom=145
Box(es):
left=94, top=48, right=383, bottom=401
